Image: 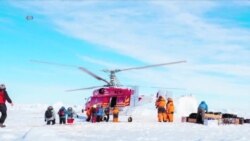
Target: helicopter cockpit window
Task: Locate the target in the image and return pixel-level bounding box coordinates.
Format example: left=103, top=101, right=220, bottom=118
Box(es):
left=99, top=88, right=105, bottom=94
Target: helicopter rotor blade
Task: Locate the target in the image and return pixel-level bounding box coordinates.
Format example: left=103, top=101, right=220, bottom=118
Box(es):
left=65, top=86, right=103, bottom=92
left=30, top=60, right=79, bottom=68
left=121, top=84, right=185, bottom=90
left=31, top=60, right=110, bottom=85
left=116, top=60, right=186, bottom=72
left=149, top=86, right=186, bottom=90
left=78, top=67, right=110, bottom=85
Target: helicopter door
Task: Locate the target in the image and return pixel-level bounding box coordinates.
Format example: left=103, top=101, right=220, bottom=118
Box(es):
left=110, top=97, right=117, bottom=107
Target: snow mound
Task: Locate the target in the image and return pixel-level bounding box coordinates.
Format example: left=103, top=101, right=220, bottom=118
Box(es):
left=176, top=95, right=198, bottom=117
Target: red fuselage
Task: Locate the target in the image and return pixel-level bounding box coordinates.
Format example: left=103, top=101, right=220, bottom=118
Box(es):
left=85, top=87, right=134, bottom=110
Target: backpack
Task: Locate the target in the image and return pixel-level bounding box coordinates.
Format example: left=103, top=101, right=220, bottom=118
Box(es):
left=45, top=110, right=53, bottom=118
left=59, top=109, right=65, bottom=116
left=189, top=113, right=197, bottom=119
left=244, top=119, right=250, bottom=123
left=0, top=90, right=5, bottom=104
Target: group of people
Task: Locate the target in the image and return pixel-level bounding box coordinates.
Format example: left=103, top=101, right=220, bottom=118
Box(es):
left=44, top=106, right=78, bottom=125
left=0, top=83, right=209, bottom=127
left=0, top=83, right=121, bottom=127
left=85, top=104, right=119, bottom=123
left=155, top=95, right=209, bottom=124
left=45, top=104, right=120, bottom=125
left=155, top=96, right=175, bottom=122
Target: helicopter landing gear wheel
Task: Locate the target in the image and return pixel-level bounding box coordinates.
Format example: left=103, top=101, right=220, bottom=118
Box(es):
left=128, top=117, right=132, bottom=122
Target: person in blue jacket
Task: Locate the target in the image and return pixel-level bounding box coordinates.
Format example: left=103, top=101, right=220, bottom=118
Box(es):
left=197, top=101, right=208, bottom=124
left=96, top=105, right=104, bottom=122
left=67, top=107, right=78, bottom=124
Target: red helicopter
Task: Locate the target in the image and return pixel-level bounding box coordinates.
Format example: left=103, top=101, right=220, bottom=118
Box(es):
left=32, top=60, right=186, bottom=122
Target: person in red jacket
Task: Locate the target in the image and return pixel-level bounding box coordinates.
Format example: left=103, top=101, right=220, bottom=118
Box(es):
left=0, top=84, right=13, bottom=128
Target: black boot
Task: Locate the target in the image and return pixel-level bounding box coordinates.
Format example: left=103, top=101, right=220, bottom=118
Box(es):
left=0, top=123, right=6, bottom=128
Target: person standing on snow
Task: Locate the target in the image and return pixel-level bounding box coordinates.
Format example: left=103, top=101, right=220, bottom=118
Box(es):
left=91, top=105, right=97, bottom=123
left=104, top=106, right=110, bottom=122
left=155, top=96, right=167, bottom=122
left=166, top=98, right=175, bottom=122
left=85, top=107, right=91, bottom=122
left=45, top=106, right=56, bottom=125
left=197, top=101, right=208, bottom=124
left=0, top=84, right=13, bottom=128
left=96, top=105, right=104, bottom=122
left=112, top=105, right=119, bottom=122
left=66, top=107, right=78, bottom=124
left=58, top=106, right=67, bottom=124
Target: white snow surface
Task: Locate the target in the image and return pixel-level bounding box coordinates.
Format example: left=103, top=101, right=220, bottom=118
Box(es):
left=1, top=96, right=250, bottom=141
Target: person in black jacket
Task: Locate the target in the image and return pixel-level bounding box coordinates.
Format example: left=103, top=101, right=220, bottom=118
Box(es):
left=104, top=106, right=110, bottom=122
left=45, top=106, right=56, bottom=125
left=0, top=84, right=14, bottom=128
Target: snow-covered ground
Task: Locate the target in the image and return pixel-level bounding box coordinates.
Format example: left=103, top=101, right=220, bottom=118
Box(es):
left=1, top=96, right=250, bottom=141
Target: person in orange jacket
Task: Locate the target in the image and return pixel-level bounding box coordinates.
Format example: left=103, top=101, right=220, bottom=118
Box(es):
left=166, top=97, right=175, bottom=122
left=112, top=106, right=119, bottom=122
left=85, top=107, right=91, bottom=122
left=155, top=96, right=167, bottom=122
